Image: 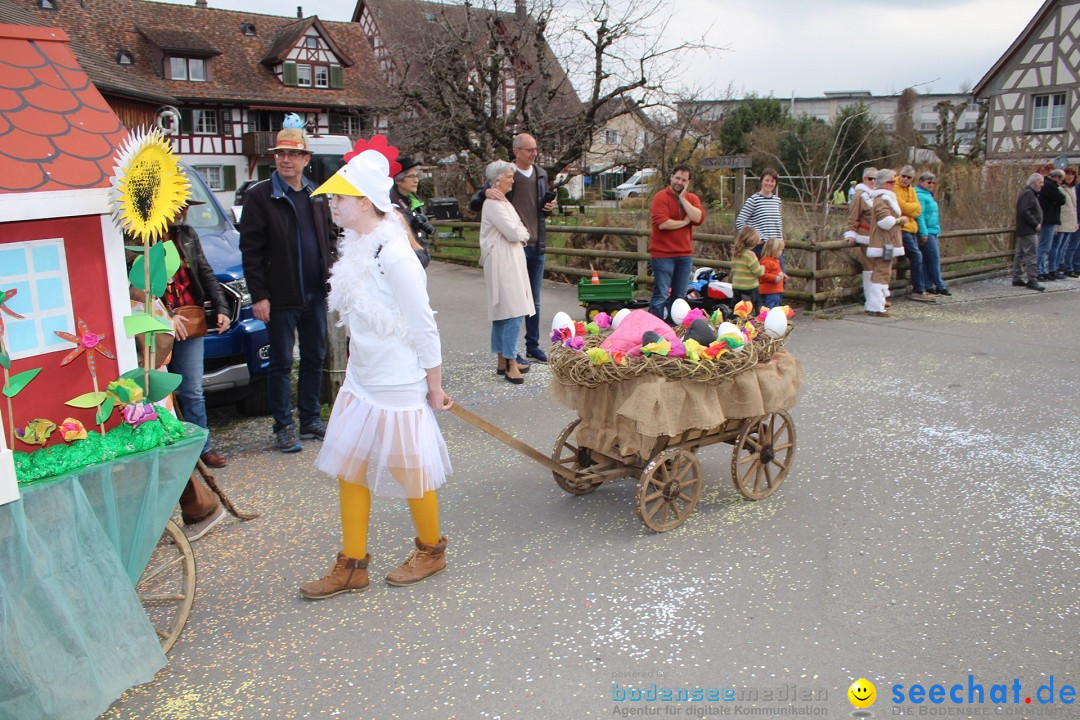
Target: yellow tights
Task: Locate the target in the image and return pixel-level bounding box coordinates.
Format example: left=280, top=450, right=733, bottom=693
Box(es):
left=338, top=476, right=440, bottom=559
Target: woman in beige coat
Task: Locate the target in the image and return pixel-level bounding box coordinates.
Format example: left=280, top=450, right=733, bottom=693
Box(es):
left=865, top=168, right=908, bottom=317
left=479, top=160, right=535, bottom=384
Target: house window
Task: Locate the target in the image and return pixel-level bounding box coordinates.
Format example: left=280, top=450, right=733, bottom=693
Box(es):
left=193, top=109, right=218, bottom=135
left=0, top=239, right=75, bottom=361
left=605, top=130, right=619, bottom=144
left=296, top=64, right=312, bottom=87
left=1031, top=92, right=1066, bottom=132
left=330, top=113, right=362, bottom=137
left=115, top=50, right=134, bottom=66
left=305, top=36, right=318, bottom=49
left=241, top=23, right=256, bottom=36
left=194, top=165, right=224, bottom=191
left=315, top=66, right=329, bottom=88
left=36, top=0, right=57, bottom=10
left=169, top=56, right=207, bottom=82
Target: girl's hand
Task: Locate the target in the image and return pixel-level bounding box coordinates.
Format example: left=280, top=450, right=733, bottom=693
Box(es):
left=428, top=387, right=453, bottom=411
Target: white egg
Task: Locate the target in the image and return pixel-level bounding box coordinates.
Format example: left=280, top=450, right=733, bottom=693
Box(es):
left=551, top=311, right=575, bottom=336
left=716, top=321, right=741, bottom=337
left=669, top=298, right=690, bottom=325
left=611, top=308, right=631, bottom=330
left=763, top=306, right=788, bottom=339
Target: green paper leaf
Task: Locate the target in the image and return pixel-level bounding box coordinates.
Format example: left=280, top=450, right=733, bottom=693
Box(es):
left=2, top=367, right=41, bottom=398
left=121, top=367, right=182, bottom=403
left=96, top=394, right=116, bottom=425
left=0, top=344, right=9, bottom=370
left=125, top=244, right=150, bottom=252
left=67, top=390, right=108, bottom=408
left=123, top=313, right=173, bottom=337
left=163, top=240, right=181, bottom=278
left=128, top=242, right=171, bottom=295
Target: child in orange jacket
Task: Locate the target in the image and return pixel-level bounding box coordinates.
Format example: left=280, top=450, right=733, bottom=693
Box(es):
left=759, top=238, right=787, bottom=309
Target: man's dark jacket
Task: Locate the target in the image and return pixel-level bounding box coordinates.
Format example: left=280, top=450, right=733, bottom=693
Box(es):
left=1016, top=185, right=1044, bottom=236
left=468, top=166, right=551, bottom=253
left=1037, top=176, right=1065, bottom=225
left=239, top=172, right=334, bottom=309
left=172, top=223, right=228, bottom=317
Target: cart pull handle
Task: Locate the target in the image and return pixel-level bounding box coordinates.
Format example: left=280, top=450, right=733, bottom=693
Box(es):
left=448, top=403, right=578, bottom=481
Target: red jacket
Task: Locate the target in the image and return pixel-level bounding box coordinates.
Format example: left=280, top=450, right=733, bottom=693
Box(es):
left=759, top=255, right=784, bottom=294
left=649, top=187, right=705, bottom=257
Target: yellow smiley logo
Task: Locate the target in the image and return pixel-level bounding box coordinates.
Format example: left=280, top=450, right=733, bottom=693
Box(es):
left=848, top=678, right=876, bottom=708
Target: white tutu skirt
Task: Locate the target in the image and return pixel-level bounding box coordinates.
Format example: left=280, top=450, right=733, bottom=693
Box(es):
left=315, top=380, right=452, bottom=498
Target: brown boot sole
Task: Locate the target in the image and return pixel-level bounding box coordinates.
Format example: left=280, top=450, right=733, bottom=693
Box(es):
left=385, top=566, right=446, bottom=587
left=299, top=583, right=370, bottom=600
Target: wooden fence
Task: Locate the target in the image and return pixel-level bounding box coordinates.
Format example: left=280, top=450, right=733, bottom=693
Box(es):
left=430, top=223, right=1015, bottom=310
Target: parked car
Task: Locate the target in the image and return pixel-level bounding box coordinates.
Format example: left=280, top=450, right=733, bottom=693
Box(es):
left=614, top=168, right=657, bottom=199
left=182, top=164, right=271, bottom=415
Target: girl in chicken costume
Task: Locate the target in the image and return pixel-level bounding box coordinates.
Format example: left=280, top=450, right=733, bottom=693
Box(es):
left=300, top=138, right=453, bottom=599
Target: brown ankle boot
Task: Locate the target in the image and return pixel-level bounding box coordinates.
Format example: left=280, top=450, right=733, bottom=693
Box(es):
left=504, top=358, right=524, bottom=385
left=496, top=353, right=508, bottom=376
left=300, top=552, right=370, bottom=599
left=385, top=536, right=447, bottom=586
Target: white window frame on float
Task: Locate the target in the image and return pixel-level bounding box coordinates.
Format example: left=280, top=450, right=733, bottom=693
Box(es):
left=0, top=237, right=76, bottom=361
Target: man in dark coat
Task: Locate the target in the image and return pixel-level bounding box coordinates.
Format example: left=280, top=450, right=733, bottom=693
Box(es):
left=1036, top=168, right=1066, bottom=280
left=239, top=126, right=335, bottom=452
left=1013, top=173, right=1046, bottom=291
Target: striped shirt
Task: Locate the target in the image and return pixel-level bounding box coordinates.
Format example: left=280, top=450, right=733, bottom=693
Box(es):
left=730, top=250, right=764, bottom=290
left=735, top=193, right=784, bottom=240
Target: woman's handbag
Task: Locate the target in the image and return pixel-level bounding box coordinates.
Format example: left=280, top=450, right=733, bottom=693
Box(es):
left=174, top=305, right=208, bottom=339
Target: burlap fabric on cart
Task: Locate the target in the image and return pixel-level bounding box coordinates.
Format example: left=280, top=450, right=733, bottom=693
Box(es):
left=550, top=351, right=803, bottom=460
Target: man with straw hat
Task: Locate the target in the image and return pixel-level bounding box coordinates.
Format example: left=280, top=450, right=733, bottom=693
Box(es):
left=240, top=115, right=335, bottom=453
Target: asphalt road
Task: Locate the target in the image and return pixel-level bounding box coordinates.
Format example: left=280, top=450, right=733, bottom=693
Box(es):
left=101, top=264, right=1079, bottom=720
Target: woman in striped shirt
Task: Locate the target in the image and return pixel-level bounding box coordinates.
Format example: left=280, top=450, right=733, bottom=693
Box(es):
left=735, top=168, right=784, bottom=266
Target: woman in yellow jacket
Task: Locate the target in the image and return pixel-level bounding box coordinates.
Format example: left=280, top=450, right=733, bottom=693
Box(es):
left=896, top=165, right=934, bottom=303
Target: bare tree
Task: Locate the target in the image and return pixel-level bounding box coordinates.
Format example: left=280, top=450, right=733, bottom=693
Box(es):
left=370, top=0, right=717, bottom=187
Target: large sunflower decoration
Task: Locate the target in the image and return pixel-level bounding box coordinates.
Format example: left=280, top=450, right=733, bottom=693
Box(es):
left=108, top=126, right=190, bottom=243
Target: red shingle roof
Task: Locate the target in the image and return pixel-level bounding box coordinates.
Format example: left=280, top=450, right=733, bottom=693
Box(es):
left=0, top=23, right=127, bottom=193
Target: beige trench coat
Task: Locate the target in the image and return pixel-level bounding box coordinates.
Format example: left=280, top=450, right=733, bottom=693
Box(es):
left=479, top=198, right=535, bottom=321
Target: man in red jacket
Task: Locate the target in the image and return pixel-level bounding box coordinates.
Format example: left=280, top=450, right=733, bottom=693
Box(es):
left=648, top=164, right=705, bottom=320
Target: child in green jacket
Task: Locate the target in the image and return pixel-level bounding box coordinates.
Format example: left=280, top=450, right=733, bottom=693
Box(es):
left=730, top=227, right=765, bottom=306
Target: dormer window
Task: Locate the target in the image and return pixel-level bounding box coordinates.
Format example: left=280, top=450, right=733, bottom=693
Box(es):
left=241, top=23, right=256, bottom=36
left=168, top=56, right=207, bottom=82
left=296, top=64, right=312, bottom=87
left=37, top=0, right=57, bottom=10
left=115, top=50, right=135, bottom=66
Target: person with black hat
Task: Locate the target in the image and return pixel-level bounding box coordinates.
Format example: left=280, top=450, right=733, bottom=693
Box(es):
left=239, top=119, right=335, bottom=453
left=390, top=156, right=432, bottom=268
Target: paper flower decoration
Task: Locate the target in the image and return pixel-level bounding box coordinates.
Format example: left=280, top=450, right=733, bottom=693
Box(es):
left=574, top=321, right=588, bottom=337
left=552, top=327, right=573, bottom=343
left=0, top=287, right=25, bottom=336
left=106, top=377, right=145, bottom=405
left=594, top=312, right=612, bottom=329
left=586, top=321, right=600, bottom=335
left=682, top=307, right=707, bottom=327
left=585, top=347, right=611, bottom=365
left=15, top=418, right=56, bottom=446
left=344, top=135, right=402, bottom=177
left=733, top=300, right=754, bottom=319
left=710, top=309, right=724, bottom=325
left=683, top=338, right=703, bottom=362
left=55, top=318, right=115, bottom=378
left=565, top=336, right=585, bottom=350
left=703, top=342, right=729, bottom=359
left=610, top=350, right=627, bottom=366
left=282, top=112, right=306, bottom=129
left=780, top=305, right=796, bottom=319
left=121, top=402, right=159, bottom=428
left=717, top=332, right=745, bottom=350
left=641, top=338, right=671, bottom=357
left=59, top=418, right=88, bottom=442
left=108, top=126, right=190, bottom=243
left=756, top=308, right=769, bottom=324
left=742, top=322, right=758, bottom=341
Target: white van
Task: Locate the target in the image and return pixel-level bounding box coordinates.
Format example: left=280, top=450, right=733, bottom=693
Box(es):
left=615, top=168, right=657, bottom=199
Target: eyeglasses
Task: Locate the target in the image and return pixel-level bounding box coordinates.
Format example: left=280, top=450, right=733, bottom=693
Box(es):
left=274, top=150, right=307, bottom=158
left=925, top=180, right=936, bottom=185
left=900, top=174, right=913, bottom=179
left=401, top=173, right=420, bottom=180
left=518, top=147, right=539, bottom=153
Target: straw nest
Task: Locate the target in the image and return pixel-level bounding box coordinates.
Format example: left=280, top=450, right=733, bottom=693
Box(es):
left=549, top=324, right=792, bottom=389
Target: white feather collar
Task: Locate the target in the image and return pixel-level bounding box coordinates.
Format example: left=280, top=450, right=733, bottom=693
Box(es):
left=327, top=217, right=410, bottom=339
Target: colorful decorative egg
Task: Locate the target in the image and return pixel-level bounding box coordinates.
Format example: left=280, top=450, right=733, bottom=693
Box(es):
left=763, top=306, right=788, bottom=338
left=551, top=311, right=575, bottom=337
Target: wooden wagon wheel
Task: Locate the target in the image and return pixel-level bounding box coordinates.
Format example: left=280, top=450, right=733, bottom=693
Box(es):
left=731, top=410, right=796, bottom=500
left=551, top=419, right=604, bottom=495
left=137, top=520, right=197, bottom=654
left=636, top=448, right=703, bottom=532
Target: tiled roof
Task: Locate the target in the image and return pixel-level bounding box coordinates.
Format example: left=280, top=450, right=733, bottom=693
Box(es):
left=0, top=23, right=127, bottom=193
left=136, top=26, right=221, bottom=56
left=3, top=0, right=388, bottom=110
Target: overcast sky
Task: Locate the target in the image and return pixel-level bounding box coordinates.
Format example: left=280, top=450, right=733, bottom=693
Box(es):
left=156, top=0, right=1046, bottom=98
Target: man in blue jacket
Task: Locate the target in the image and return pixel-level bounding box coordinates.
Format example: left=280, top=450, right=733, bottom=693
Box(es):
left=240, top=125, right=335, bottom=453
left=470, top=133, right=555, bottom=363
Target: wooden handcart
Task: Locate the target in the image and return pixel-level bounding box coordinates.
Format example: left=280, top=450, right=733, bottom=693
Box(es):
left=451, top=349, right=799, bottom=533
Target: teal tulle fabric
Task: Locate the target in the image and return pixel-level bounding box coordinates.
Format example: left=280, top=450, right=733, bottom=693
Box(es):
left=0, top=426, right=205, bottom=720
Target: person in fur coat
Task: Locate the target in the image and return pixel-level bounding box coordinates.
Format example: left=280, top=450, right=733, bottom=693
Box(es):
left=865, top=169, right=908, bottom=317
left=844, top=166, right=878, bottom=308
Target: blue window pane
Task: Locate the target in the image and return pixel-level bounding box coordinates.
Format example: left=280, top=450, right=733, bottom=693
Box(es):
left=39, top=315, right=73, bottom=350
left=32, top=245, right=62, bottom=273
left=4, top=318, right=37, bottom=353
left=5, top=281, right=32, bottom=315
left=35, top=278, right=65, bottom=311
left=0, top=249, right=27, bottom=277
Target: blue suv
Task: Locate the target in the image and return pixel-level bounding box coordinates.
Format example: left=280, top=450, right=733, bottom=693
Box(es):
left=182, top=165, right=271, bottom=414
